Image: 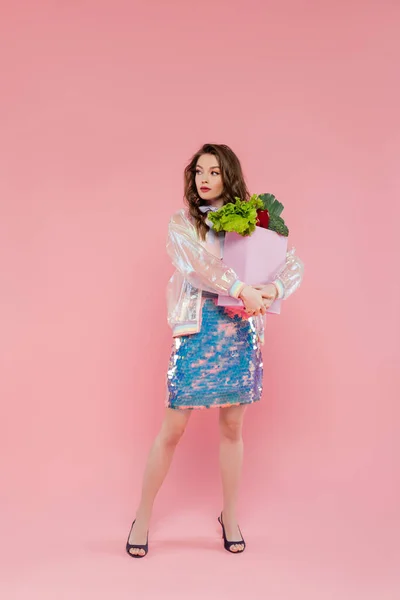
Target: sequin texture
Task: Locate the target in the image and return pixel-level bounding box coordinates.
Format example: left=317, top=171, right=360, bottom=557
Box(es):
left=166, top=298, right=263, bottom=410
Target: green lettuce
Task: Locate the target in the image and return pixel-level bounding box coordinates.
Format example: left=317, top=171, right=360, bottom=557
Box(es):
left=208, top=194, right=264, bottom=237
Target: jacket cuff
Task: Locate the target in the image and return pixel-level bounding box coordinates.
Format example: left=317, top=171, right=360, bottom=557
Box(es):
left=229, top=280, right=246, bottom=299
left=273, top=278, right=285, bottom=300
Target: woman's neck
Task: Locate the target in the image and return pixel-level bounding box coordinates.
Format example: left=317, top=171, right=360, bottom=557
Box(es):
left=207, top=198, right=224, bottom=209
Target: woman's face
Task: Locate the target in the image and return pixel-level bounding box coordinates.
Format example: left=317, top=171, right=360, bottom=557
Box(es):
left=195, top=153, right=223, bottom=203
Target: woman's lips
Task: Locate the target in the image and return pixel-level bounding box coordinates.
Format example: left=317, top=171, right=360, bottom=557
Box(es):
left=200, top=187, right=211, bottom=192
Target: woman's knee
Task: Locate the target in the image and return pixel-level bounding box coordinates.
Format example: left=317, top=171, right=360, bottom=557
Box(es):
left=219, top=415, right=243, bottom=441
left=160, top=408, right=190, bottom=446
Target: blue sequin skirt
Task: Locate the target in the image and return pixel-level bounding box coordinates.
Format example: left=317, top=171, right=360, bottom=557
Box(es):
left=165, top=297, right=263, bottom=410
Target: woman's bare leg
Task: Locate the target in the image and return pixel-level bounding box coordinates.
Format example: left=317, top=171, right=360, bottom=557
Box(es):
left=218, top=404, right=247, bottom=552
left=128, top=407, right=192, bottom=556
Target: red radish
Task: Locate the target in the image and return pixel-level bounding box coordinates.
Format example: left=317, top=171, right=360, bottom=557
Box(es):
left=256, top=209, right=270, bottom=228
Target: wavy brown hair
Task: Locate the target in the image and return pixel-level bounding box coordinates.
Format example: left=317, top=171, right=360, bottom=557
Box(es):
left=183, top=143, right=250, bottom=241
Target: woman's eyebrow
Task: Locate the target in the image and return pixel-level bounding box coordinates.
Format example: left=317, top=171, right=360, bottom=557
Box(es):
left=195, top=165, right=220, bottom=170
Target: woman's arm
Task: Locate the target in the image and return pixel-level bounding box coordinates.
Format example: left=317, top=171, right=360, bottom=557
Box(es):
left=272, top=246, right=304, bottom=300
left=166, top=209, right=245, bottom=298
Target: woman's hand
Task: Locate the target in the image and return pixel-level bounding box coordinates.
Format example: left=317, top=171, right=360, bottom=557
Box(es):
left=239, top=285, right=267, bottom=316
left=252, top=283, right=278, bottom=310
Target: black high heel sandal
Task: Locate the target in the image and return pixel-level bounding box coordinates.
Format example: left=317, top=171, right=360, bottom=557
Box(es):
left=217, top=512, right=246, bottom=554
left=126, top=519, right=149, bottom=558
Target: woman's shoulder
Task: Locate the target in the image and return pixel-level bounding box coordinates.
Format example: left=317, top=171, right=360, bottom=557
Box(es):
left=171, top=207, right=187, bottom=218
left=169, top=207, right=192, bottom=226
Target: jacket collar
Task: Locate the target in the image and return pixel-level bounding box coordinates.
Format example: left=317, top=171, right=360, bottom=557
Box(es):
left=199, top=205, right=220, bottom=213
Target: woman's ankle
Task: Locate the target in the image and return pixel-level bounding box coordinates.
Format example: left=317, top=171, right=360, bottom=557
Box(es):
left=222, top=508, right=238, bottom=521
left=135, top=506, right=152, bottom=523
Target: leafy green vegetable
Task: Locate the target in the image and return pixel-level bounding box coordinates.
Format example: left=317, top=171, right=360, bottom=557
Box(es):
left=258, top=193, right=284, bottom=217
left=268, top=214, right=289, bottom=236
left=259, top=193, right=289, bottom=236
left=208, top=194, right=263, bottom=237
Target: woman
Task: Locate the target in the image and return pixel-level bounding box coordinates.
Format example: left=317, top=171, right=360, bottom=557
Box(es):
left=126, top=143, right=304, bottom=557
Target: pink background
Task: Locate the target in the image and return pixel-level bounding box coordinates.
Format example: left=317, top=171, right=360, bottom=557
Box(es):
left=1, top=1, right=399, bottom=598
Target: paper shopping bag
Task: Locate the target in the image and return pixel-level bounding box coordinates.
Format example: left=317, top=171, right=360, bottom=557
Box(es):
left=217, top=227, right=288, bottom=314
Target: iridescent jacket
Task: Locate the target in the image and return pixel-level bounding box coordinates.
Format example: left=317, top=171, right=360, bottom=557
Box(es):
left=166, top=207, right=304, bottom=345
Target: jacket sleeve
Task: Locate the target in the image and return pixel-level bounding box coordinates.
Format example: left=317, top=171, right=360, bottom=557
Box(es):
left=166, top=210, right=245, bottom=298
left=272, top=246, right=304, bottom=300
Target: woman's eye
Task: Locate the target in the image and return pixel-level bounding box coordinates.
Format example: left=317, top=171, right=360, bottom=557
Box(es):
left=195, top=170, right=219, bottom=175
